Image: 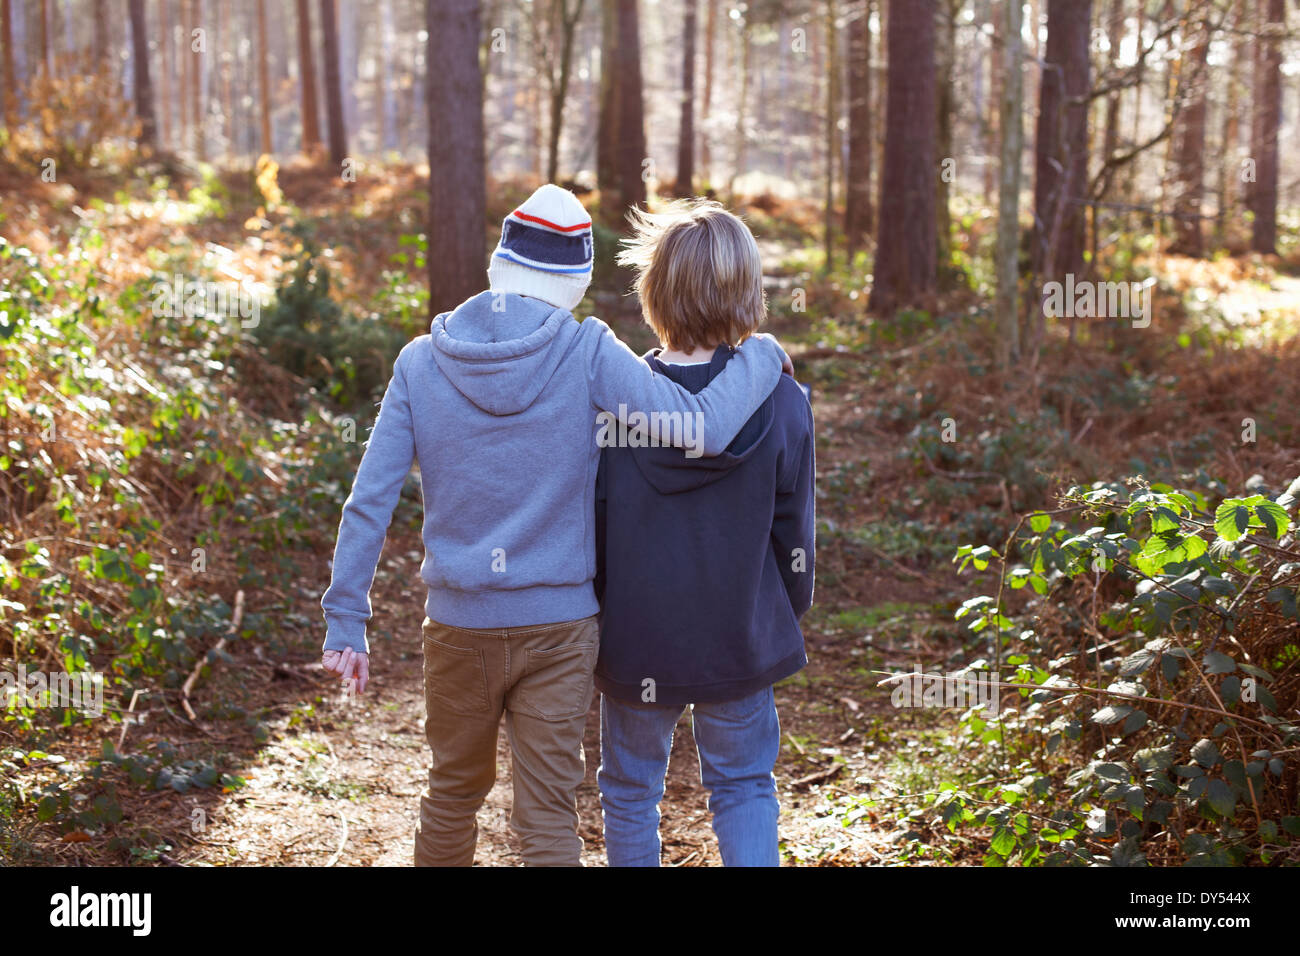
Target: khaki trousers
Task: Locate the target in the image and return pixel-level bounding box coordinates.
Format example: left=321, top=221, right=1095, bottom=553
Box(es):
left=414, top=615, right=599, bottom=866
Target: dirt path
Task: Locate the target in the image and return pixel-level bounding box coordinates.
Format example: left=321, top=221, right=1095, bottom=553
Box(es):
left=182, top=523, right=901, bottom=867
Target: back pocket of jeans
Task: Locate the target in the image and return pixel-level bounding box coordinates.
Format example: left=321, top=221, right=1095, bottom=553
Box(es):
left=423, top=638, right=490, bottom=716
left=514, top=641, right=598, bottom=721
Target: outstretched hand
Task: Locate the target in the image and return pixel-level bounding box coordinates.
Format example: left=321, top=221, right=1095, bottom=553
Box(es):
left=321, top=647, right=370, bottom=696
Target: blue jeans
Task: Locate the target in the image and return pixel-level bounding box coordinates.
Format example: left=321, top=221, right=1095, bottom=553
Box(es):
left=597, top=686, right=781, bottom=867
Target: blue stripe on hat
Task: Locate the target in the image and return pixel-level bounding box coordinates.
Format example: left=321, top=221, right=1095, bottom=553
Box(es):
left=498, top=218, right=593, bottom=269
left=493, top=248, right=593, bottom=275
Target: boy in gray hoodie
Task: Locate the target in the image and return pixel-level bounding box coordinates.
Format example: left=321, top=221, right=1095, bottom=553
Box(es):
left=319, top=185, right=789, bottom=866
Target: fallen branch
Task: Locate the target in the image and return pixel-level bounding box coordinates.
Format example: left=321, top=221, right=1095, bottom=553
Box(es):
left=791, top=764, right=844, bottom=789
left=325, top=809, right=349, bottom=868
left=181, top=590, right=246, bottom=722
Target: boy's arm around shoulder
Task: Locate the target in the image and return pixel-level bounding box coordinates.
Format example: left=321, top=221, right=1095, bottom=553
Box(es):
left=772, top=381, right=816, bottom=617
left=320, top=344, right=419, bottom=654
left=581, top=317, right=790, bottom=457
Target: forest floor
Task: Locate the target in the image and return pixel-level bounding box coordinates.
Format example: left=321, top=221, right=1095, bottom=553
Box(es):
left=164, top=520, right=922, bottom=867
left=5, top=155, right=1299, bottom=866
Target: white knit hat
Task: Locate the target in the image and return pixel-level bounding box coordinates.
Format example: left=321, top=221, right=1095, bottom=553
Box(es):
left=487, top=184, right=594, bottom=312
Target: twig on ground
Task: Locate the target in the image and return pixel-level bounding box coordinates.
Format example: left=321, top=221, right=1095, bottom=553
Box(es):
left=791, top=765, right=844, bottom=789
left=181, top=590, right=246, bottom=722
left=325, top=809, right=349, bottom=868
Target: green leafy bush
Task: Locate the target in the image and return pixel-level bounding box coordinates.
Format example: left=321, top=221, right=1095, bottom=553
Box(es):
left=937, top=474, right=1300, bottom=865
left=252, top=239, right=407, bottom=409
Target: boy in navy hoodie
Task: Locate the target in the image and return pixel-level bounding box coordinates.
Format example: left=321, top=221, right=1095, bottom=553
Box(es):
left=594, top=200, right=816, bottom=866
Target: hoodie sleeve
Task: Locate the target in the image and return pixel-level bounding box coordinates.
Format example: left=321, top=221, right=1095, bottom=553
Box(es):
left=583, top=318, right=784, bottom=458
left=771, top=395, right=816, bottom=618
left=320, top=350, right=417, bottom=653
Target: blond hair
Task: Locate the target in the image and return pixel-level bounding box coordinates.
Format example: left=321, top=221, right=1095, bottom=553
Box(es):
left=616, top=199, right=766, bottom=353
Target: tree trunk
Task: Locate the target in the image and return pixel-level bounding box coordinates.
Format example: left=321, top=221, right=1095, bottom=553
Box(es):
left=190, top=0, right=204, bottom=159
left=218, top=0, right=234, bottom=157
left=258, top=0, right=272, bottom=154
left=700, top=0, right=715, bottom=184
left=180, top=0, right=191, bottom=149
left=1168, top=11, right=1209, bottom=256
left=2, top=0, right=17, bottom=128
left=339, top=0, right=358, bottom=138
left=379, top=0, right=396, bottom=151
left=1215, top=0, right=1244, bottom=248
left=1249, top=0, right=1283, bottom=254
left=596, top=0, right=616, bottom=194
left=1032, top=0, right=1091, bottom=283
left=844, top=0, right=872, bottom=253
left=157, top=0, right=170, bottom=150
left=995, top=0, right=1023, bottom=366
left=984, top=0, right=999, bottom=205
left=296, top=0, right=321, bottom=155
left=1099, top=0, right=1124, bottom=202
left=320, top=0, right=347, bottom=166
left=935, top=0, right=956, bottom=274
left=1028, top=0, right=1042, bottom=125
left=546, top=0, right=584, bottom=183
left=598, top=0, right=646, bottom=219
left=615, top=0, right=647, bottom=209
left=38, top=0, right=51, bottom=79
left=730, top=17, right=751, bottom=200
left=128, top=0, right=157, bottom=151
left=867, top=0, right=938, bottom=315
left=426, top=0, right=486, bottom=307
left=93, top=0, right=109, bottom=72
left=822, top=0, right=839, bottom=271
left=674, top=0, right=696, bottom=194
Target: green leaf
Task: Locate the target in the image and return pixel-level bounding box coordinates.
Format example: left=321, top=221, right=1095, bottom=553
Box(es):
left=1029, top=513, right=1051, bottom=533
left=1095, top=762, right=1130, bottom=782
left=1161, top=654, right=1181, bottom=682
left=1254, top=501, right=1290, bottom=539
left=1223, top=760, right=1247, bottom=788
left=1092, top=706, right=1132, bottom=726
left=1221, top=675, right=1241, bottom=705
left=1122, top=710, right=1149, bottom=735
left=1119, top=649, right=1157, bottom=677
left=1205, top=778, right=1236, bottom=818
left=1202, top=576, right=1235, bottom=597
left=1214, top=502, right=1250, bottom=542
left=1151, top=506, right=1181, bottom=533
left=1265, top=586, right=1298, bottom=620
left=1191, top=738, right=1222, bottom=768
left=990, top=827, right=1016, bottom=857
left=1203, top=651, right=1236, bottom=675
left=37, top=795, right=58, bottom=821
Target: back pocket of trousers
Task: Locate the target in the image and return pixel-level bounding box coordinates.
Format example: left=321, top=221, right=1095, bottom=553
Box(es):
left=424, top=638, right=489, bottom=716
left=515, top=641, right=598, bottom=721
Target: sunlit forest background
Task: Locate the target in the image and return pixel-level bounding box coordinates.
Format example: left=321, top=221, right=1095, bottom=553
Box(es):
left=1, top=0, right=1298, bottom=867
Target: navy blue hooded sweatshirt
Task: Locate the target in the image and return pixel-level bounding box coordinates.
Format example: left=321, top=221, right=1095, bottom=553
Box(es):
left=594, top=345, right=816, bottom=706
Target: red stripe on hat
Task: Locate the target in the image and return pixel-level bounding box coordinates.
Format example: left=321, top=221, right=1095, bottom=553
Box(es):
left=511, top=209, right=593, bottom=232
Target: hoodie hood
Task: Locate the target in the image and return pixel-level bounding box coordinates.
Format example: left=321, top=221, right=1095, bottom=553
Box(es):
left=429, top=291, right=574, bottom=416
left=630, top=346, right=775, bottom=495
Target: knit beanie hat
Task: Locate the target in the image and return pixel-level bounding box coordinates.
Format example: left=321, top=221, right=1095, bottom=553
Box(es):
left=487, top=184, right=594, bottom=312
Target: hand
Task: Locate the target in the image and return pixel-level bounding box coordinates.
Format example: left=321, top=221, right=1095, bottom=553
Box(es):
left=752, top=332, right=795, bottom=377
left=321, top=648, right=370, bottom=696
